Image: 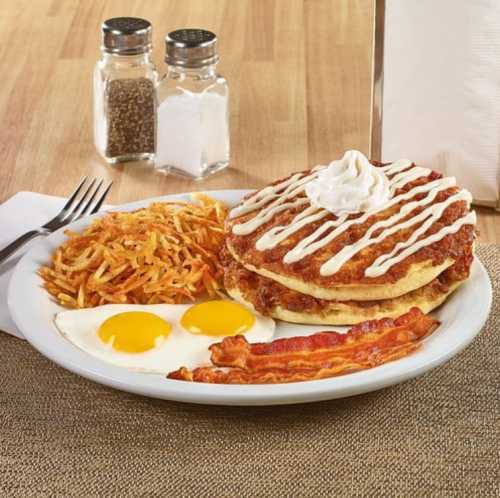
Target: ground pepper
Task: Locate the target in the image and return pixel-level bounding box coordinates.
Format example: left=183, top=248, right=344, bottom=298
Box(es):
left=94, top=17, right=158, bottom=163
left=105, top=77, right=156, bottom=158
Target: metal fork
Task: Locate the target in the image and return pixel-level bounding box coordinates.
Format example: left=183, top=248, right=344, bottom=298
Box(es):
left=0, top=178, right=112, bottom=265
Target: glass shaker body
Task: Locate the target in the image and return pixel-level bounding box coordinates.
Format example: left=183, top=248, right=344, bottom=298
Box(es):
left=93, top=18, right=158, bottom=164
left=155, top=59, right=230, bottom=178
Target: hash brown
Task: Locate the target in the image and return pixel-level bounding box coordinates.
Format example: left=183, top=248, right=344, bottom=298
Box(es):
left=39, top=195, right=228, bottom=308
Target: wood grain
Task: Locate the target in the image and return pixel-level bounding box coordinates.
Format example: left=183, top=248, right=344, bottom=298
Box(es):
left=0, top=0, right=498, bottom=241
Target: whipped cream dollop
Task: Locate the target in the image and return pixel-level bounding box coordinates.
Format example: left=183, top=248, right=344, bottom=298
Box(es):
left=305, top=150, right=391, bottom=214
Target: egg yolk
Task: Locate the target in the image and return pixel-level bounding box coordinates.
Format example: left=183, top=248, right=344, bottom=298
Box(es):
left=98, top=312, right=172, bottom=353
left=181, top=300, right=255, bottom=337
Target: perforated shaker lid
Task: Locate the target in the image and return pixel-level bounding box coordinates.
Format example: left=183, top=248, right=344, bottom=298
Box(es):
left=102, top=17, right=152, bottom=55
left=165, top=29, right=219, bottom=67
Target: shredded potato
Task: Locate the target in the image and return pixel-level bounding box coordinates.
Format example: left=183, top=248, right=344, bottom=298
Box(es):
left=39, top=194, right=228, bottom=308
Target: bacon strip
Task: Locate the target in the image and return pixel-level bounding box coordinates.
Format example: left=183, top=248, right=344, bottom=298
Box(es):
left=209, top=307, right=437, bottom=370
left=168, top=343, right=420, bottom=384
left=167, top=308, right=439, bottom=384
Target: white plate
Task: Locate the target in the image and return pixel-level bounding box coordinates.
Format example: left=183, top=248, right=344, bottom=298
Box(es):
left=8, top=190, right=492, bottom=406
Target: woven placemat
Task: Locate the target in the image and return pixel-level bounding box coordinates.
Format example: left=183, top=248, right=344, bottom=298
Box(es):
left=1, top=245, right=499, bottom=498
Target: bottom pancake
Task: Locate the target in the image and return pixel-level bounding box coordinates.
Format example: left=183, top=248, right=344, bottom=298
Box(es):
left=223, top=256, right=466, bottom=325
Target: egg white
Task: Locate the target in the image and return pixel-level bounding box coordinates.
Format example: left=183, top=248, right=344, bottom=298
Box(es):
left=54, top=303, right=276, bottom=374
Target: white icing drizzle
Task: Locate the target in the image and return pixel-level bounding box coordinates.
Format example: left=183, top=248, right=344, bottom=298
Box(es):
left=283, top=176, right=457, bottom=264
left=379, top=159, right=431, bottom=192
left=319, top=189, right=472, bottom=276
left=231, top=169, right=323, bottom=235
left=230, top=174, right=301, bottom=219
left=380, top=159, right=413, bottom=175
left=229, top=165, right=325, bottom=220
left=232, top=198, right=309, bottom=236
left=282, top=214, right=350, bottom=264
left=255, top=206, right=329, bottom=251
left=365, top=211, right=477, bottom=278
left=230, top=153, right=476, bottom=278
left=389, top=166, right=432, bottom=191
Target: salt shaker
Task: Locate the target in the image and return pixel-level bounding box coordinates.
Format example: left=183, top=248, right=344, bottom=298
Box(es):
left=155, top=29, right=230, bottom=179
left=93, top=17, right=158, bottom=164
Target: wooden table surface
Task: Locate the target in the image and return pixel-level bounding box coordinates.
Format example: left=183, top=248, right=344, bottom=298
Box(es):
left=1, top=0, right=498, bottom=241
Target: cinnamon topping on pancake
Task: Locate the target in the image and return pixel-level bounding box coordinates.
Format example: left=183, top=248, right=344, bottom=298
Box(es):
left=226, top=155, right=475, bottom=291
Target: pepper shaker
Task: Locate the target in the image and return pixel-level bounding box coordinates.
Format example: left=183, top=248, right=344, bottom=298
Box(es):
left=155, top=29, right=230, bottom=179
left=93, top=17, right=158, bottom=164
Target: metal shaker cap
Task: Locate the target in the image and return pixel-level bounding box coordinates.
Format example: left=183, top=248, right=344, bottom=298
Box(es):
left=165, top=29, right=219, bottom=68
left=102, top=17, right=152, bottom=55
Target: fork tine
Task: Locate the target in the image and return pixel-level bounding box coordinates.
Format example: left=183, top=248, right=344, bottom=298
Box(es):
left=64, top=178, right=97, bottom=221
left=90, top=182, right=112, bottom=214
left=61, top=177, right=88, bottom=211
left=78, top=179, right=104, bottom=217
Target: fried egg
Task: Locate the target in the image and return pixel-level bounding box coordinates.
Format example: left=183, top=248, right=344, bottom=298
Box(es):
left=54, top=300, right=275, bottom=374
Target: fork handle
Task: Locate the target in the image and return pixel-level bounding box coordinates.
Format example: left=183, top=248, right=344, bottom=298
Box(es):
left=0, top=230, right=43, bottom=265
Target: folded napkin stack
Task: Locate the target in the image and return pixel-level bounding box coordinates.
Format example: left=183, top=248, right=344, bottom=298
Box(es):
left=380, top=0, right=500, bottom=206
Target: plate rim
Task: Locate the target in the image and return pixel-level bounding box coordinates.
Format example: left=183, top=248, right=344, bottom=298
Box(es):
left=7, top=189, right=493, bottom=406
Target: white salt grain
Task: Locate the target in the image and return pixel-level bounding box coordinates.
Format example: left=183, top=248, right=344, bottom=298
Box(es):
left=155, top=91, right=229, bottom=178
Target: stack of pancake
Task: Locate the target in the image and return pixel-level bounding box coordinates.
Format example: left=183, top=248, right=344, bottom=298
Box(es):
left=222, top=156, right=476, bottom=325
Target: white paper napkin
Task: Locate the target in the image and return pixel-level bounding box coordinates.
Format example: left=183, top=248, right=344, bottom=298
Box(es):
left=0, top=192, right=111, bottom=339
left=381, top=0, right=500, bottom=205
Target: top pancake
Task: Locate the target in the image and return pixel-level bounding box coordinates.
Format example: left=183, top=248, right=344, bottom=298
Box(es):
left=226, top=161, right=475, bottom=301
